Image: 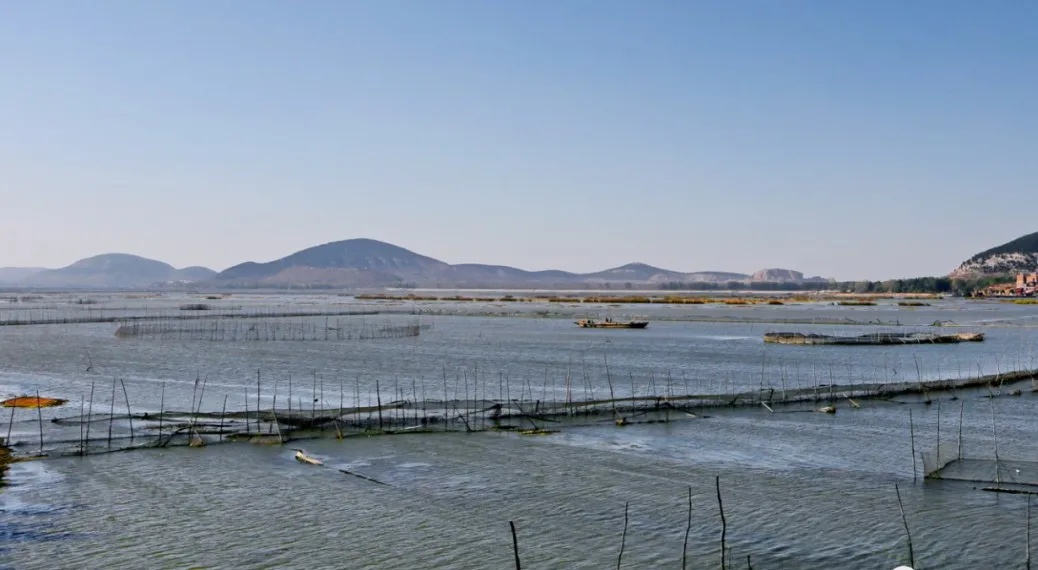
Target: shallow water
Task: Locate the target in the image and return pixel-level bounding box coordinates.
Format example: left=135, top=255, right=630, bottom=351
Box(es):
left=1, top=294, right=1037, bottom=568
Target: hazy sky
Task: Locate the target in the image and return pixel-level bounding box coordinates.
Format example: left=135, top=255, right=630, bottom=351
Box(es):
left=2, top=1, right=1035, bottom=280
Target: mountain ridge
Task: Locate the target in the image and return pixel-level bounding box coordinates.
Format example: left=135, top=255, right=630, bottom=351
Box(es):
left=210, top=238, right=822, bottom=289
left=20, top=254, right=216, bottom=289
left=0, top=267, right=46, bottom=284
left=951, top=231, right=1038, bottom=277
left=4, top=239, right=829, bottom=290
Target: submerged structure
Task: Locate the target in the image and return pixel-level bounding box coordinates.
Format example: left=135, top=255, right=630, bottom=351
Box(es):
left=764, top=331, right=984, bottom=345
left=574, top=318, right=649, bottom=329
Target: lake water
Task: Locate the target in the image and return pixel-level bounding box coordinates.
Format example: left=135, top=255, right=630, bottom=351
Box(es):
left=1, top=294, right=1037, bottom=568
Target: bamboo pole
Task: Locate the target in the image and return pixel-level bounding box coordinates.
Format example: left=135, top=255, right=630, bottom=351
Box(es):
left=617, top=501, right=629, bottom=570
left=376, top=378, right=384, bottom=431
left=119, top=379, right=134, bottom=443
left=5, top=406, right=14, bottom=447
left=910, top=409, right=917, bottom=482
left=157, top=381, right=165, bottom=445
left=85, top=381, right=95, bottom=452
left=107, top=378, right=116, bottom=450
left=958, top=399, right=965, bottom=460
left=270, top=376, right=279, bottom=435
left=509, top=521, right=521, bottom=570
left=717, top=475, right=727, bottom=570
left=682, top=486, right=692, bottom=570
left=937, top=400, right=941, bottom=461
left=79, top=395, right=85, bottom=455
left=992, top=399, right=1001, bottom=486
left=244, top=388, right=250, bottom=435
left=311, top=370, right=317, bottom=424
left=257, top=369, right=263, bottom=433
left=219, top=394, right=227, bottom=442
left=895, top=483, right=915, bottom=568
left=36, top=390, right=44, bottom=455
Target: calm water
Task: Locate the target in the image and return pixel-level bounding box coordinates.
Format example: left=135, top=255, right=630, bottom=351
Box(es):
left=2, top=294, right=1038, bottom=568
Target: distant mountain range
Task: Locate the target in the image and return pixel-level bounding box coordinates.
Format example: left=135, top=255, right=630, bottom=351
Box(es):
left=213, top=239, right=828, bottom=289
left=7, top=232, right=1035, bottom=290
left=951, top=231, right=1038, bottom=277
left=1, top=239, right=831, bottom=290
left=0, top=267, right=46, bottom=284
left=7, top=254, right=216, bottom=289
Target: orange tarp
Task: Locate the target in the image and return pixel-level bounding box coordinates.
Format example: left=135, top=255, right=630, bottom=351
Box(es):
left=1, top=396, right=68, bottom=408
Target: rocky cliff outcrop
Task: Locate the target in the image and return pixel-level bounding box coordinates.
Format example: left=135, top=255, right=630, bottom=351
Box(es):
left=750, top=268, right=804, bottom=282
left=951, top=231, right=1038, bottom=277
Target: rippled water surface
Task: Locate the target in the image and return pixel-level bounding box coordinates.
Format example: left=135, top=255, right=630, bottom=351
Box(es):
left=2, top=294, right=1038, bottom=568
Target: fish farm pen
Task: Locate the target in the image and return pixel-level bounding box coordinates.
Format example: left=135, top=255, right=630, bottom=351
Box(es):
left=113, top=317, right=426, bottom=341
left=3, top=366, right=1037, bottom=463
left=920, top=392, right=1038, bottom=491
left=0, top=306, right=383, bottom=327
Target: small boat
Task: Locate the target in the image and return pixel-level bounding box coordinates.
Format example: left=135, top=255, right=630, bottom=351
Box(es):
left=294, top=450, right=323, bottom=465
left=574, top=318, right=648, bottom=329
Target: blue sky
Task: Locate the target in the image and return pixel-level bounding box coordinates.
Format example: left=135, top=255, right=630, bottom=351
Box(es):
left=2, top=1, right=1035, bottom=280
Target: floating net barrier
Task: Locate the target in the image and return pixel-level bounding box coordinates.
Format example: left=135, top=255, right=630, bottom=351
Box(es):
left=2, top=368, right=1037, bottom=462
left=926, top=457, right=1038, bottom=487
left=113, top=317, right=428, bottom=342
left=920, top=393, right=1038, bottom=488
left=0, top=307, right=384, bottom=327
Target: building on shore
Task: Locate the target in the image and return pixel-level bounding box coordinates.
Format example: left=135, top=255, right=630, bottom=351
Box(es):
left=981, top=272, right=1038, bottom=297
left=1016, top=272, right=1038, bottom=291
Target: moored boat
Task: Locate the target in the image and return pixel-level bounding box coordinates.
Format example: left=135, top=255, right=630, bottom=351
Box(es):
left=574, top=318, right=649, bottom=329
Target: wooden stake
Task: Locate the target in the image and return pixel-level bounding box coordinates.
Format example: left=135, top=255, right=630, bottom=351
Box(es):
left=219, top=394, right=227, bottom=442
left=257, top=369, right=263, bottom=433
left=192, top=375, right=208, bottom=440
left=717, top=475, right=727, bottom=570
left=617, top=501, right=629, bottom=570
left=5, top=406, right=14, bottom=447
left=895, top=483, right=915, bottom=568
left=376, top=377, right=384, bottom=431
left=958, top=399, right=965, bottom=459
left=910, top=409, right=917, bottom=482
left=992, top=398, right=1002, bottom=486
left=36, top=390, right=44, bottom=455
left=119, top=379, right=134, bottom=443
left=85, top=380, right=95, bottom=453
left=682, top=486, right=692, bottom=570
left=311, top=370, right=317, bottom=424
left=605, top=355, right=619, bottom=422
left=157, top=381, right=165, bottom=446
left=107, top=378, right=116, bottom=450
left=79, top=395, right=85, bottom=455
left=270, top=376, right=279, bottom=435
left=937, top=400, right=941, bottom=461
left=509, top=521, right=521, bottom=570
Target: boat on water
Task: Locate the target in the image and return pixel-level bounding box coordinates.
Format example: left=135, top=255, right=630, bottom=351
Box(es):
left=294, top=450, right=323, bottom=465
left=574, top=318, right=649, bottom=329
